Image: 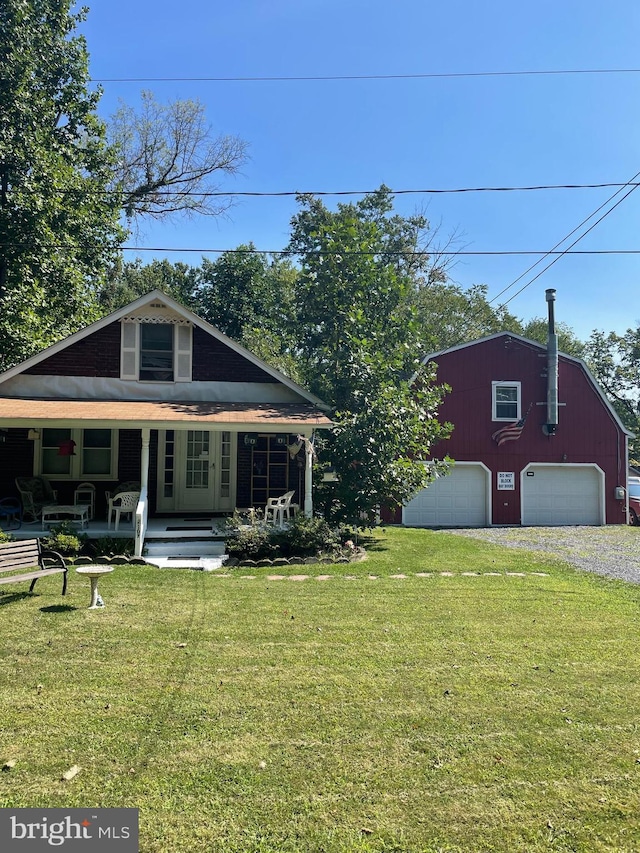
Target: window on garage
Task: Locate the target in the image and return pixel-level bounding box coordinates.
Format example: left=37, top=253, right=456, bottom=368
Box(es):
left=492, top=381, right=521, bottom=421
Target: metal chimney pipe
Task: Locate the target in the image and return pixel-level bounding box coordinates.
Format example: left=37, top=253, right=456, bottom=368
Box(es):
left=545, top=288, right=558, bottom=434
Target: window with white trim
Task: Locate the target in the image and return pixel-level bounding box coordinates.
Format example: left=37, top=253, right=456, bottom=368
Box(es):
left=492, top=381, right=521, bottom=421
left=37, top=428, right=116, bottom=479
left=120, top=320, right=192, bottom=382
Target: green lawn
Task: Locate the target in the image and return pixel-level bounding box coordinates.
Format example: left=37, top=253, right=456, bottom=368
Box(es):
left=1, top=528, right=640, bottom=852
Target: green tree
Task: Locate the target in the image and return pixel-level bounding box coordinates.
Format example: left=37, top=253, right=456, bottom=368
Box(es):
left=521, top=317, right=586, bottom=358
left=193, top=247, right=300, bottom=377
left=287, top=189, right=452, bottom=524
left=584, top=328, right=640, bottom=463
left=410, top=282, right=524, bottom=353
left=98, top=258, right=199, bottom=313
left=0, top=0, right=124, bottom=370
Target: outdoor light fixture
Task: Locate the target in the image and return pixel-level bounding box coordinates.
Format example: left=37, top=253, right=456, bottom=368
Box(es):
left=321, top=465, right=339, bottom=483
left=244, top=433, right=258, bottom=447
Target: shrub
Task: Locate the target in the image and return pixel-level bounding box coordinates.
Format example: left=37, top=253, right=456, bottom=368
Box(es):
left=224, top=511, right=279, bottom=560
left=89, top=536, right=135, bottom=558
left=272, top=514, right=348, bottom=557
left=43, top=521, right=88, bottom=556
left=0, top=529, right=15, bottom=543
left=225, top=511, right=353, bottom=561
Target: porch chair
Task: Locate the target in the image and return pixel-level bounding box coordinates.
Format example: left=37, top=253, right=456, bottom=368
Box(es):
left=0, top=497, right=22, bottom=530
left=265, top=490, right=296, bottom=527
left=107, top=490, right=140, bottom=531
left=15, top=476, right=58, bottom=523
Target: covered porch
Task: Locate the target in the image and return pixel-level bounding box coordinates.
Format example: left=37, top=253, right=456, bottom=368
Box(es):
left=0, top=398, right=332, bottom=560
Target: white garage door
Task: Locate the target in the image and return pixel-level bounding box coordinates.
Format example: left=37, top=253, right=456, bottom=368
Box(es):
left=521, top=465, right=603, bottom=526
left=403, top=464, right=489, bottom=527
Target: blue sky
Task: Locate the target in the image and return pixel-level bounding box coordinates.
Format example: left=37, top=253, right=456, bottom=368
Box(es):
left=80, top=0, right=640, bottom=342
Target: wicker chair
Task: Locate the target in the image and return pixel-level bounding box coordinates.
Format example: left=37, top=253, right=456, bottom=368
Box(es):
left=15, top=476, right=58, bottom=523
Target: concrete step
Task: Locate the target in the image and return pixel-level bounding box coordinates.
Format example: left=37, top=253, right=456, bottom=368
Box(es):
left=145, top=555, right=228, bottom=571
left=144, top=540, right=226, bottom=557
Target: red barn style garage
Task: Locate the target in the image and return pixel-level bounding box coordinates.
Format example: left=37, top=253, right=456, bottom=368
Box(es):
left=403, top=295, right=631, bottom=527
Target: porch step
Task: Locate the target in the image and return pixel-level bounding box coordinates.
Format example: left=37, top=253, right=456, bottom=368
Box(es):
left=145, top=555, right=228, bottom=571
left=144, top=540, right=226, bottom=557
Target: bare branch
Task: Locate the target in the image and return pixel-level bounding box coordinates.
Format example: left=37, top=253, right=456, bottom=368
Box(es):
left=108, top=91, right=249, bottom=221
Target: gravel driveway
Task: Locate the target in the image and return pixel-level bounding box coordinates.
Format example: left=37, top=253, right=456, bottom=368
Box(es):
left=445, top=526, right=640, bottom=584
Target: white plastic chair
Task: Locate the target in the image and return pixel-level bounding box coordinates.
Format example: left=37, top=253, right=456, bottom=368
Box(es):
left=265, top=491, right=295, bottom=527
left=107, top=491, right=140, bottom=531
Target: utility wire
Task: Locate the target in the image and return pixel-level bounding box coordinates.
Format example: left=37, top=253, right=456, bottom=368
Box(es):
left=496, top=180, right=640, bottom=311
left=488, top=168, right=640, bottom=310
left=4, top=241, right=640, bottom=256
left=88, top=68, right=640, bottom=83
left=9, top=182, right=640, bottom=198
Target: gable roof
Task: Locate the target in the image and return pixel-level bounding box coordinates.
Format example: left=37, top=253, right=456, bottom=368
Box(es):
left=0, top=289, right=330, bottom=412
left=420, top=332, right=633, bottom=437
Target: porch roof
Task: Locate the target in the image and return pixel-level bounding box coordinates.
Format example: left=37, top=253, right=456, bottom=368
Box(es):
left=0, top=397, right=333, bottom=431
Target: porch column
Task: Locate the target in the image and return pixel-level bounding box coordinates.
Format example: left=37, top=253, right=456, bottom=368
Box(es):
left=134, top=427, right=151, bottom=559
left=304, top=435, right=313, bottom=517
left=141, top=428, right=150, bottom=490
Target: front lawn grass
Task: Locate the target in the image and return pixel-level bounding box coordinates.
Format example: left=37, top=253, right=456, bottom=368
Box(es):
left=1, top=527, right=640, bottom=852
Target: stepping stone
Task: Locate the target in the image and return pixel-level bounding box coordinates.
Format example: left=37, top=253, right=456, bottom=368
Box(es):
left=390, top=574, right=407, bottom=579
left=288, top=575, right=309, bottom=581
left=316, top=575, right=333, bottom=581
left=440, top=572, right=454, bottom=576
left=266, top=575, right=285, bottom=581
left=461, top=572, right=479, bottom=576
left=506, top=572, right=526, bottom=577
left=415, top=572, right=432, bottom=577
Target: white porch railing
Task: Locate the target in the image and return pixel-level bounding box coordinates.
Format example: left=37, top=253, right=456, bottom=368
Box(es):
left=134, top=485, right=149, bottom=558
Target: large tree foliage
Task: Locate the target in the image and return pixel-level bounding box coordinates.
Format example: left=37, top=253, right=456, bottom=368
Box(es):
left=584, top=328, right=640, bottom=463
left=287, top=189, right=452, bottom=523
left=98, top=258, right=200, bottom=314
left=0, top=0, right=124, bottom=370
left=108, top=91, right=248, bottom=222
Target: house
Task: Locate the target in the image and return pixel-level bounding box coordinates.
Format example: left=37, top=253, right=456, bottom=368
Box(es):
left=0, top=290, right=332, bottom=555
left=398, top=294, right=631, bottom=527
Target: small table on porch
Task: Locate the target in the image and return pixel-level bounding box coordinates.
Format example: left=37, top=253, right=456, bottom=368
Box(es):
left=75, top=566, right=114, bottom=609
left=42, top=504, right=89, bottom=530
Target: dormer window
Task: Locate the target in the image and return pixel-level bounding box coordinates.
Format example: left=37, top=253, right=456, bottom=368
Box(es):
left=492, top=381, right=521, bottom=421
left=140, top=323, right=174, bottom=381
left=120, top=319, right=192, bottom=382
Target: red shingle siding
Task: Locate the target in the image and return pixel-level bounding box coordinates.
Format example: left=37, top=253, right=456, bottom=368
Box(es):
left=192, top=327, right=275, bottom=383
left=25, top=322, right=121, bottom=377
left=428, top=336, right=627, bottom=525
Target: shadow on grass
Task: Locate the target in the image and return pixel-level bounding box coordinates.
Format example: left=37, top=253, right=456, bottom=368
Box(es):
left=40, top=604, right=77, bottom=613
left=0, top=591, right=33, bottom=606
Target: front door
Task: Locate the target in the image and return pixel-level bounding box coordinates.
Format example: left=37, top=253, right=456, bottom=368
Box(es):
left=157, top=429, right=236, bottom=513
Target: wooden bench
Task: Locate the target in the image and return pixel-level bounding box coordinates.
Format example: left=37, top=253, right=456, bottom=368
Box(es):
left=0, top=539, right=68, bottom=595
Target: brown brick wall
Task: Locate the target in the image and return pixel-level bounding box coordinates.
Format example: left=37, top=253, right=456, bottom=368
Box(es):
left=25, top=322, right=121, bottom=377
left=192, top=327, right=275, bottom=383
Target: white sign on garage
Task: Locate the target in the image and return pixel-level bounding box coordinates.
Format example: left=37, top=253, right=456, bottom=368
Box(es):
left=520, top=464, right=604, bottom=526
left=403, top=462, right=490, bottom=527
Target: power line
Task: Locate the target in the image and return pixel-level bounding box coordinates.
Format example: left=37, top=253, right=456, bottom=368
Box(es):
left=10, top=182, right=640, bottom=198
left=489, top=169, right=640, bottom=311
left=88, top=68, right=640, bottom=84
left=118, top=247, right=640, bottom=256
left=4, top=241, right=640, bottom=256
